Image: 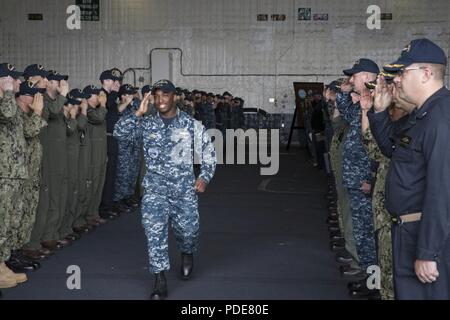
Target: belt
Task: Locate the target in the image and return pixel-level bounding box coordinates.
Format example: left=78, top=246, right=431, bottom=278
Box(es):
left=391, top=212, right=422, bottom=225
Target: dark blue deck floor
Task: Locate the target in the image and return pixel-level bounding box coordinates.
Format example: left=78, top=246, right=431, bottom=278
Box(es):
left=3, top=148, right=349, bottom=300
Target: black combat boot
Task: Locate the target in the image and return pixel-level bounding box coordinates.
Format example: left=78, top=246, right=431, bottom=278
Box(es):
left=150, top=272, right=167, bottom=300
left=181, top=253, right=193, bottom=280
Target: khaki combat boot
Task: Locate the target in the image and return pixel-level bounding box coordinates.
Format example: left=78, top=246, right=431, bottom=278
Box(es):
left=0, top=262, right=27, bottom=284
left=0, top=262, right=17, bottom=288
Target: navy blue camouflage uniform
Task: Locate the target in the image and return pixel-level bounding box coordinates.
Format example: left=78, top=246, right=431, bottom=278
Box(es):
left=337, top=91, right=377, bottom=270
left=114, top=98, right=141, bottom=202
left=113, top=108, right=217, bottom=273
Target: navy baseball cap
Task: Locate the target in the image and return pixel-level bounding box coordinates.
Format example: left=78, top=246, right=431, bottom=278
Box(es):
left=17, top=80, right=46, bottom=97
left=83, top=85, right=102, bottom=96
left=23, top=64, right=49, bottom=79
left=141, top=85, right=153, bottom=96
left=0, top=63, right=23, bottom=79
left=46, top=70, right=69, bottom=81
left=99, top=69, right=122, bottom=81
left=118, top=84, right=138, bottom=96
left=66, top=90, right=83, bottom=105
left=68, top=88, right=91, bottom=100
left=326, top=80, right=341, bottom=92
left=151, top=79, right=176, bottom=94
left=384, top=38, right=447, bottom=72
left=343, top=58, right=380, bottom=76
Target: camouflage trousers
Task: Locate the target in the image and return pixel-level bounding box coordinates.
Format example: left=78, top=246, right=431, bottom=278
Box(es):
left=141, top=191, right=199, bottom=273
left=330, top=136, right=359, bottom=262
left=348, top=188, right=377, bottom=270
left=14, top=177, right=40, bottom=249
left=113, top=141, right=140, bottom=202
left=377, top=226, right=394, bottom=300
left=0, top=178, right=25, bottom=262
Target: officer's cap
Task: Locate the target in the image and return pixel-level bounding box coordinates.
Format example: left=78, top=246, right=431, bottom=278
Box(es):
left=386, top=38, right=447, bottom=71
left=343, top=58, right=380, bottom=76
left=0, top=63, right=23, bottom=79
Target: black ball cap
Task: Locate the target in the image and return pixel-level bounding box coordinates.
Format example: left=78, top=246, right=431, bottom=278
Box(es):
left=68, top=88, right=91, bottom=100
left=151, top=79, right=176, bottom=94
left=46, top=70, right=69, bottom=81
left=119, top=84, right=138, bottom=96
left=23, top=64, right=50, bottom=79
left=18, top=80, right=46, bottom=97
left=0, top=63, right=23, bottom=79
left=141, top=85, right=153, bottom=96
left=343, top=58, right=379, bottom=76
left=99, top=69, right=122, bottom=81
left=83, top=85, right=102, bottom=96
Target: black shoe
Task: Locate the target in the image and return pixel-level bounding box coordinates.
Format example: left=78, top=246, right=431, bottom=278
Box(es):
left=5, top=257, right=37, bottom=272
left=347, top=278, right=367, bottom=291
left=150, top=272, right=168, bottom=300
left=181, top=253, right=193, bottom=280
left=65, top=233, right=81, bottom=241
left=328, top=225, right=340, bottom=233
left=330, top=238, right=346, bottom=247
left=349, top=285, right=381, bottom=299
left=340, top=265, right=366, bottom=278
left=336, top=251, right=354, bottom=264
left=327, top=220, right=340, bottom=228
left=99, top=211, right=117, bottom=220
left=124, top=197, right=139, bottom=209
left=326, top=216, right=338, bottom=224
left=329, top=230, right=343, bottom=239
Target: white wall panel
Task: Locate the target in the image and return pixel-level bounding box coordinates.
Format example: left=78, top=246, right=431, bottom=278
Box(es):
left=0, top=0, right=449, bottom=114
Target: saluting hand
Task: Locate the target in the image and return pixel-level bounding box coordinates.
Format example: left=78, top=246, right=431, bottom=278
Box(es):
left=340, top=80, right=353, bottom=93
left=0, top=76, right=14, bottom=95
left=98, top=91, right=107, bottom=107
left=373, top=76, right=392, bottom=113
left=135, top=92, right=151, bottom=117
left=69, top=105, right=79, bottom=119
left=415, top=260, right=439, bottom=284
left=30, top=93, right=44, bottom=116
left=359, top=89, right=373, bottom=112
left=58, top=80, right=70, bottom=97
left=80, top=99, right=88, bottom=114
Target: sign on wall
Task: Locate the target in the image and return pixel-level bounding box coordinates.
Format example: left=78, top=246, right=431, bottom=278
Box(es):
left=75, top=0, right=100, bottom=21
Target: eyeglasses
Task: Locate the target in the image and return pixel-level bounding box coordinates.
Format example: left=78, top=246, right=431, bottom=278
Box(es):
left=397, top=66, right=428, bottom=77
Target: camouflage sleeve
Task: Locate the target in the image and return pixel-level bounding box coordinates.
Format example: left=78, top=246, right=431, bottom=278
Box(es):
left=194, top=121, right=217, bottom=184
left=331, top=114, right=346, bottom=133
left=0, top=91, right=18, bottom=122
left=76, top=114, right=88, bottom=131
left=362, top=127, right=385, bottom=162
left=45, top=95, right=65, bottom=119
left=87, top=106, right=107, bottom=124
left=22, top=112, right=47, bottom=138
left=113, top=113, right=142, bottom=142
left=336, top=92, right=357, bottom=124
left=65, top=117, right=78, bottom=137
